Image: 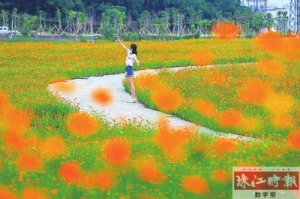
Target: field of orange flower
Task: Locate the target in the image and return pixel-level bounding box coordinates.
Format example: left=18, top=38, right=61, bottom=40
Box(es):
left=0, top=36, right=299, bottom=199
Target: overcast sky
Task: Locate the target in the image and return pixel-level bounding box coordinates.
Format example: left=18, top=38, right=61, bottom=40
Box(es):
left=268, top=0, right=290, bottom=7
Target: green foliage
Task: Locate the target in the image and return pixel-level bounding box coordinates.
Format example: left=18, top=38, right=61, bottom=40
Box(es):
left=61, top=32, right=71, bottom=38
left=68, top=10, right=77, bottom=21
left=0, top=0, right=242, bottom=22
left=79, top=35, right=89, bottom=42
left=56, top=8, right=61, bottom=21
left=251, top=13, right=264, bottom=33
left=275, top=11, right=289, bottom=34
left=99, top=8, right=126, bottom=38
left=20, top=15, right=31, bottom=36
left=265, top=13, right=275, bottom=31
left=122, top=32, right=144, bottom=41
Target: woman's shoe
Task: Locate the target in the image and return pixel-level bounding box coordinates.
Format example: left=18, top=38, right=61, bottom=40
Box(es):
left=127, top=98, right=138, bottom=103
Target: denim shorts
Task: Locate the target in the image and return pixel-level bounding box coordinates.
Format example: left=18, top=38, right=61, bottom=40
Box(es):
left=125, top=65, right=134, bottom=77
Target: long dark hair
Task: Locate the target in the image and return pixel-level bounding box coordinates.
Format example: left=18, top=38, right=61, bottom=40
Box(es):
left=130, top=44, right=138, bottom=55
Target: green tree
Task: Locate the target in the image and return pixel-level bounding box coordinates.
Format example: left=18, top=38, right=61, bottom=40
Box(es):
left=252, top=13, right=264, bottom=33
left=76, top=12, right=87, bottom=34
left=1, top=10, right=8, bottom=26
left=197, top=19, right=212, bottom=38
left=216, top=11, right=223, bottom=21
left=38, top=10, right=46, bottom=35
left=275, top=11, right=288, bottom=34
left=20, top=14, right=31, bottom=36
left=68, top=10, right=77, bottom=34
left=234, top=10, right=241, bottom=24
left=265, top=13, right=274, bottom=32
left=156, top=11, right=168, bottom=39
left=100, top=8, right=125, bottom=38
left=56, top=8, right=62, bottom=33
left=281, top=11, right=288, bottom=34
left=47, top=0, right=75, bottom=14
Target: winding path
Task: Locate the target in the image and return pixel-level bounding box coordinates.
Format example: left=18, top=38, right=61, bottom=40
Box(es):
left=48, top=64, right=255, bottom=141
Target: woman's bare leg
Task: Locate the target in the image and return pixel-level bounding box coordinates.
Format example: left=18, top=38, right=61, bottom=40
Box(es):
left=127, top=76, right=136, bottom=99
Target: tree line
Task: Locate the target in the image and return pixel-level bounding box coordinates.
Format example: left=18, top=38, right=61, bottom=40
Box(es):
left=0, top=0, right=290, bottom=38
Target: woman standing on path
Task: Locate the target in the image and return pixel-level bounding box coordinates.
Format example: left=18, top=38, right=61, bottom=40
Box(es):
left=116, top=36, right=140, bottom=103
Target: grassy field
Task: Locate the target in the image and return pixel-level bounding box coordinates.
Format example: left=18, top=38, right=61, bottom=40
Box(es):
left=0, top=37, right=299, bottom=199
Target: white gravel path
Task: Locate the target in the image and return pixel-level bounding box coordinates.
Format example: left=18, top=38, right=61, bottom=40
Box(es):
left=48, top=64, right=256, bottom=141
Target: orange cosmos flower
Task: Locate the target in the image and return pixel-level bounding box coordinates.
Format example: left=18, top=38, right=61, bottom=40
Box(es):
left=58, top=162, right=83, bottom=184
left=138, top=159, right=165, bottom=183
left=287, top=130, right=300, bottom=150
left=217, top=109, right=242, bottom=128
left=67, top=112, right=100, bottom=136
left=5, top=107, right=30, bottom=131
left=239, top=117, right=261, bottom=133
left=181, top=176, right=210, bottom=194
left=255, top=32, right=284, bottom=53
left=239, top=79, right=270, bottom=105
left=52, top=81, right=77, bottom=94
left=212, top=22, right=239, bottom=39
left=211, top=169, right=231, bottom=183
left=135, top=73, right=160, bottom=89
left=4, top=129, right=27, bottom=152
left=94, top=170, right=115, bottom=191
left=193, top=99, right=216, bottom=117
left=16, top=154, right=43, bottom=171
left=0, top=187, right=17, bottom=199
left=82, top=170, right=115, bottom=190
left=40, top=136, right=66, bottom=158
left=103, top=138, right=131, bottom=166
left=212, top=137, right=238, bottom=156
left=23, top=187, right=47, bottom=199
left=255, top=60, right=285, bottom=77
left=190, top=52, right=214, bottom=66
left=282, top=38, right=300, bottom=61
left=151, top=86, right=183, bottom=112
left=154, top=117, right=194, bottom=160
left=91, top=87, right=113, bottom=106
left=271, top=115, right=295, bottom=130
left=263, top=93, right=295, bottom=116
left=81, top=172, right=96, bottom=188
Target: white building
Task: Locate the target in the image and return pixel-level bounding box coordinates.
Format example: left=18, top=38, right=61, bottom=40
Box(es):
left=265, top=7, right=289, bottom=17
left=0, top=26, right=9, bottom=34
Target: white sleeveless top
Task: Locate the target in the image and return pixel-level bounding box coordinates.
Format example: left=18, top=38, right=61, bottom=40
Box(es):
left=125, top=49, right=137, bottom=66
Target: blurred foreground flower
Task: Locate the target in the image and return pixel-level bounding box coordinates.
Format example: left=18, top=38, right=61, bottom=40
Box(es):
left=67, top=112, right=100, bottom=136
left=58, top=162, right=83, bottom=184
left=103, top=138, right=131, bottom=166
left=138, top=159, right=165, bottom=184
left=212, top=22, right=239, bottom=39
left=151, top=86, right=183, bottom=113
left=181, top=176, right=210, bottom=194
left=154, top=117, right=195, bottom=161
left=52, top=81, right=77, bottom=94
left=0, top=187, right=17, bottom=199
left=91, top=87, right=113, bottom=106
left=287, top=130, right=300, bottom=150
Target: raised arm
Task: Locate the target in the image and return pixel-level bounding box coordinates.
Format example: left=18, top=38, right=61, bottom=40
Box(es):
left=116, top=36, right=129, bottom=51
